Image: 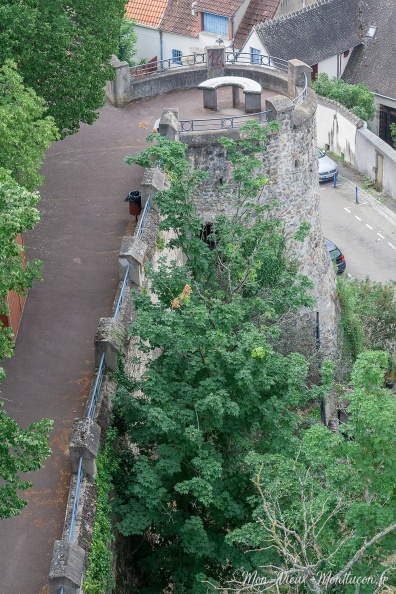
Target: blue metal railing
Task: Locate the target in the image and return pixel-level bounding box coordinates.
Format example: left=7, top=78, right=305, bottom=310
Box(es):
left=113, top=264, right=131, bottom=322
left=179, top=110, right=271, bottom=133
left=225, top=51, right=288, bottom=72
left=86, top=352, right=106, bottom=420
left=292, top=73, right=308, bottom=109
left=130, top=53, right=205, bottom=79
left=57, top=188, right=152, bottom=590
left=68, top=457, right=83, bottom=541
left=130, top=51, right=289, bottom=80
left=135, top=194, right=151, bottom=239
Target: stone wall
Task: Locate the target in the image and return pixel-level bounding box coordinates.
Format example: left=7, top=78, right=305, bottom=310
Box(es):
left=178, top=90, right=338, bottom=356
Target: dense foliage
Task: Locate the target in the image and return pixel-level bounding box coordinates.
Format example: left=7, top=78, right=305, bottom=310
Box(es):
left=0, top=402, right=52, bottom=518
left=312, top=73, right=375, bottom=122
left=118, top=19, right=138, bottom=66
left=0, top=0, right=125, bottom=137
left=111, top=124, right=327, bottom=591
left=226, top=351, right=396, bottom=593
left=83, top=429, right=118, bottom=594
left=337, top=276, right=396, bottom=362
left=0, top=61, right=58, bottom=190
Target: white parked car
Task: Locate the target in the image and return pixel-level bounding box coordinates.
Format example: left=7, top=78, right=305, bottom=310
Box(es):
left=318, top=148, right=338, bottom=182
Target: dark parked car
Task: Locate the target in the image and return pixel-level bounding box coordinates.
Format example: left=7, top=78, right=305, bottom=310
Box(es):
left=325, top=238, right=346, bottom=274
left=318, top=148, right=338, bottom=182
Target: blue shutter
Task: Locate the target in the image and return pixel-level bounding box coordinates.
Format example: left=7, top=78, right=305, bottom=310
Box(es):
left=172, top=49, right=182, bottom=64
left=250, top=47, right=260, bottom=64
left=203, top=13, right=228, bottom=36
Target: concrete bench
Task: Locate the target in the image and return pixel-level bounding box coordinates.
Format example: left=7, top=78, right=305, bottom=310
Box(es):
left=198, top=76, right=262, bottom=113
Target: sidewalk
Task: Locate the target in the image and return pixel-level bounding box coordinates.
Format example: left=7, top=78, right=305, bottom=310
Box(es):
left=0, top=93, right=179, bottom=594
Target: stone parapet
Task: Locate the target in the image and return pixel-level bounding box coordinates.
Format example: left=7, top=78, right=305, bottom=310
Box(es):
left=94, top=317, right=124, bottom=372
left=49, top=540, right=85, bottom=594
left=69, top=419, right=101, bottom=479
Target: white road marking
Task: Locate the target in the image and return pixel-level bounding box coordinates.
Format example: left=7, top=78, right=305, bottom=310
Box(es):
left=366, top=224, right=373, bottom=229
left=344, top=207, right=351, bottom=213
left=355, top=216, right=362, bottom=221
left=377, top=233, right=385, bottom=239
left=389, top=242, right=396, bottom=250
left=347, top=273, right=354, bottom=278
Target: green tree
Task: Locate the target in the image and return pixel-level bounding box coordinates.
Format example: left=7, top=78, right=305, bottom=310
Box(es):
left=117, top=18, right=137, bottom=65
left=0, top=401, right=52, bottom=518
left=112, top=125, right=320, bottom=591
left=312, top=73, right=375, bottom=122
left=390, top=122, right=396, bottom=149
left=0, top=169, right=43, bottom=375
left=225, top=351, right=396, bottom=594
left=0, top=60, right=58, bottom=191
left=337, top=276, right=396, bottom=362
left=0, top=0, right=125, bottom=137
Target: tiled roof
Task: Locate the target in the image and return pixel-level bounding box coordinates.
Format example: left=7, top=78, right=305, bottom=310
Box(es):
left=234, top=0, right=280, bottom=50
left=194, top=0, right=246, bottom=18
left=161, top=0, right=199, bottom=37
left=255, top=0, right=361, bottom=65
left=125, top=0, right=169, bottom=28
left=342, top=0, right=396, bottom=99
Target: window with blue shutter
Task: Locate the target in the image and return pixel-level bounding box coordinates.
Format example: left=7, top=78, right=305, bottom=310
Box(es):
left=250, top=47, right=261, bottom=64
left=172, top=49, right=183, bottom=64
left=203, top=13, right=228, bottom=36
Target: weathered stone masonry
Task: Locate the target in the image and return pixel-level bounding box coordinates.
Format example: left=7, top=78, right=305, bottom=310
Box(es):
left=160, top=93, right=338, bottom=356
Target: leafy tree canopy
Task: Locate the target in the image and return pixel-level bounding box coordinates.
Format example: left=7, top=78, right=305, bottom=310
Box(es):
left=0, top=0, right=125, bottom=137
left=0, top=401, right=52, bottom=519
left=0, top=60, right=58, bottom=190
left=0, top=169, right=43, bottom=374
left=112, top=124, right=322, bottom=592
left=312, top=73, right=375, bottom=122
left=226, top=351, right=396, bottom=594
left=117, top=19, right=137, bottom=66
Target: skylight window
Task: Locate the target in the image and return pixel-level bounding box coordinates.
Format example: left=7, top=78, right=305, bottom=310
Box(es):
left=366, top=26, right=376, bottom=38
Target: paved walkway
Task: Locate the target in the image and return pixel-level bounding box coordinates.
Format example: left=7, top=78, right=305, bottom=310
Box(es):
left=1, top=85, right=278, bottom=594
left=0, top=85, right=393, bottom=594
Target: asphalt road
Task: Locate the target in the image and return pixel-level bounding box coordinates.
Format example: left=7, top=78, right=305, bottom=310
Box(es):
left=320, top=176, right=396, bottom=282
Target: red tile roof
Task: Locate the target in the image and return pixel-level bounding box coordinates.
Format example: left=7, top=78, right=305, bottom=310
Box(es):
left=161, top=0, right=199, bottom=37
left=125, top=0, right=169, bottom=28
left=195, top=0, right=245, bottom=18
left=234, top=0, right=280, bottom=49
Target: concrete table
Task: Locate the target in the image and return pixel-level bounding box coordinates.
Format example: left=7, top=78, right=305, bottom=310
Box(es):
left=198, top=76, right=262, bottom=113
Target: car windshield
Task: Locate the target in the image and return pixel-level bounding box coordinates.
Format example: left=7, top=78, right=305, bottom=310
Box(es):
left=317, top=148, right=326, bottom=159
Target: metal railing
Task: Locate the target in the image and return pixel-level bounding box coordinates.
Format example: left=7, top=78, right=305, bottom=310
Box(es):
left=68, top=457, right=83, bottom=541
left=179, top=110, right=271, bottom=133
left=130, top=53, right=205, bottom=79
left=292, top=73, right=308, bottom=109
left=225, top=51, right=288, bottom=72
left=113, top=265, right=131, bottom=322
left=135, top=194, right=151, bottom=239
left=86, top=352, right=106, bottom=419
left=56, top=189, right=154, bottom=591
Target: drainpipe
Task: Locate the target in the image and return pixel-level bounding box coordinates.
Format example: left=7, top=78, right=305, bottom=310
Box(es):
left=159, top=30, right=163, bottom=63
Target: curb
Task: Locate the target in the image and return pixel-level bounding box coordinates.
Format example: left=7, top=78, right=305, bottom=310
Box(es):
left=338, top=176, right=396, bottom=228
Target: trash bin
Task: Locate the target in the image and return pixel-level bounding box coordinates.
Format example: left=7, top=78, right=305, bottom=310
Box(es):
left=125, top=191, right=141, bottom=218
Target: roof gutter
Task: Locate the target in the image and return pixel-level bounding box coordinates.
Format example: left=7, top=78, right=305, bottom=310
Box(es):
left=373, top=91, right=396, bottom=102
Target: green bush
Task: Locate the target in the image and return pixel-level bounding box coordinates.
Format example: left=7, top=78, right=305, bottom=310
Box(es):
left=312, top=73, right=375, bottom=122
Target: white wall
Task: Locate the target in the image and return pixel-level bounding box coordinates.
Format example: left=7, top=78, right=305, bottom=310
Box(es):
left=135, top=25, right=161, bottom=62
left=161, top=31, right=233, bottom=61
left=240, top=29, right=266, bottom=55
left=233, top=0, right=251, bottom=32
left=355, top=128, right=396, bottom=198
left=316, top=99, right=396, bottom=200
left=316, top=102, right=359, bottom=165
left=318, top=50, right=354, bottom=79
